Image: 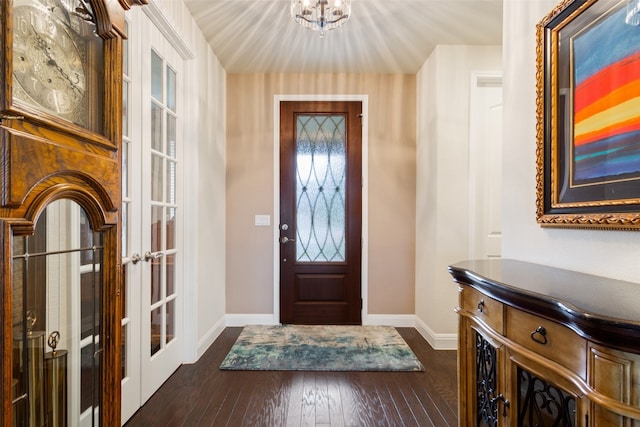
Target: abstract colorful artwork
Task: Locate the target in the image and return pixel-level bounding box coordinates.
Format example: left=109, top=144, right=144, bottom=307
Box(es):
left=573, top=6, right=640, bottom=183
left=536, top=0, right=640, bottom=229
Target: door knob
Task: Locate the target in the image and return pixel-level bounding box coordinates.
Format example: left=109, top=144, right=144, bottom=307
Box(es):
left=131, top=253, right=143, bottom=264
left=280, top=236, right=295, bottom=244
left=144, top=251, right=164, bottom=262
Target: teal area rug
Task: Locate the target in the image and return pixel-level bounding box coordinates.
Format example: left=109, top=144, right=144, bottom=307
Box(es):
left=219, top=325, right=424, bottom=372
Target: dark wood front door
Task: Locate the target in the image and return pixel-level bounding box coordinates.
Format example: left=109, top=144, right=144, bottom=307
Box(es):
left=279, top=101, right=362, bottom=324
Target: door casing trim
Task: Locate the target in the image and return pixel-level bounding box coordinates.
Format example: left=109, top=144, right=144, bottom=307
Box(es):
left=273, top=94, right=369, bottom=324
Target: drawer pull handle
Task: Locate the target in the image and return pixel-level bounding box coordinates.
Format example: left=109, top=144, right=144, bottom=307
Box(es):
left=477, top=300, right=485, bottom=313
left=530, top=326, right=548, bottom=345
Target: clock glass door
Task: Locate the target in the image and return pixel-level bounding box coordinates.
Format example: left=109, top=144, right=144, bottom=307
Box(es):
left=120, top=9, right=184, bottom=423
left=12, top=200, right=105, bottom=426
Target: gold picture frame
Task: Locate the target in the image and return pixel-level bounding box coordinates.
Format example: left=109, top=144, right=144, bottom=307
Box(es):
left=536, top=0, right=640, bottom=229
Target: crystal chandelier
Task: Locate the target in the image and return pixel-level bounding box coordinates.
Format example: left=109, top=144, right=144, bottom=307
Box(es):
left=290, top=0, right=351, bottom=37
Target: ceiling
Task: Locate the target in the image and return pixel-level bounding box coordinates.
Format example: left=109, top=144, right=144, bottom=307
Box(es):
left=182, top=0, right=504, bottom=74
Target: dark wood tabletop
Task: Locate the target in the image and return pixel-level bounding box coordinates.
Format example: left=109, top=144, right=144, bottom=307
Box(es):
left=449, top=259, right=640, bottom=353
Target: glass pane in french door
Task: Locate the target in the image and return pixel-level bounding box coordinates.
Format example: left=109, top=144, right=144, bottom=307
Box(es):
left=148, top=49, right=178, bottom=357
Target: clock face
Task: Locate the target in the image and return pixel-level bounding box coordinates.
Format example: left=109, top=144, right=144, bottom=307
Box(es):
left=12, top=0, right=101, bottom=129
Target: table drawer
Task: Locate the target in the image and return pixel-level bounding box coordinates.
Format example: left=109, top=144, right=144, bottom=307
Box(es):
left=460, top=285, right=504, bottom=334
left=506, top=307, right=587, bottom=378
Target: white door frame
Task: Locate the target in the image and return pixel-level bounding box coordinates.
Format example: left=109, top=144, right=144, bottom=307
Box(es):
left=272, top=94, right=369, bottom=324
left=121, top=9, right=143, bottom=424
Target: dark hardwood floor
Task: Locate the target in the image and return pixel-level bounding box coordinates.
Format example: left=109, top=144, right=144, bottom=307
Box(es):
left=124, top=327, right=458, bottom=427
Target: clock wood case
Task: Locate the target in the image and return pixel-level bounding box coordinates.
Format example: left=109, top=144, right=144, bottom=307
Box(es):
left=0, top=0, right=147, bottom=426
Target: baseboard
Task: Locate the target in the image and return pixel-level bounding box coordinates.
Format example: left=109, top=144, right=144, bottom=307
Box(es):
left=364, top=314, right=416, bottom=327
left=192, top=314, right=277, bottom=364
left=224, top=314, right=416, bottom=327
left=225, top=313, right=279, bottom=327
left=194, top=316, right=227, bottom=363
left=414, top=317, right=458, bottom=350
left=218, top=313, right=458, bottom=351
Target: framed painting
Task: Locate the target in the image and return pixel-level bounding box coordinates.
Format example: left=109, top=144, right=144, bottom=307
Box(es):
left=536, top=0, right=640, bottom=229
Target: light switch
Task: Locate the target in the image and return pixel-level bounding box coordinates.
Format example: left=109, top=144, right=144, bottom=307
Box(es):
left=255, top=215, right=271, bottom=226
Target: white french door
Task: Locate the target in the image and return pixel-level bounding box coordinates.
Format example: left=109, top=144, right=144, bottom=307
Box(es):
left=120, top=8, right=184, bottom=424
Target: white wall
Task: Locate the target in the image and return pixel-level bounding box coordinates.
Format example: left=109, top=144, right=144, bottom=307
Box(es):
left=502, top=0, right=640, bottom=282
left=152, top=0, right=227, bottom=362
left=415, top=45, right=502, bottom=349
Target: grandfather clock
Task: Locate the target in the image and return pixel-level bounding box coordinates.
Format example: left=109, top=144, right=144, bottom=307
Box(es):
left=0, top=0, right=146, bottom=425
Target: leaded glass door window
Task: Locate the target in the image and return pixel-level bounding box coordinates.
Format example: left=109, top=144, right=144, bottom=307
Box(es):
left=296, top=114, right=346, bottom=263
left=279, top=101, right=362, bottom=325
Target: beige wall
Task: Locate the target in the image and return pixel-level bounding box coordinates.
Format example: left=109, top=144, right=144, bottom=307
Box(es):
left=226, top=73, right=416, bottom=318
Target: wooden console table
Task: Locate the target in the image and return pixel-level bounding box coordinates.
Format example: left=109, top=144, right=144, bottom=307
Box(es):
left=449, top=259, right=640, bottom=426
